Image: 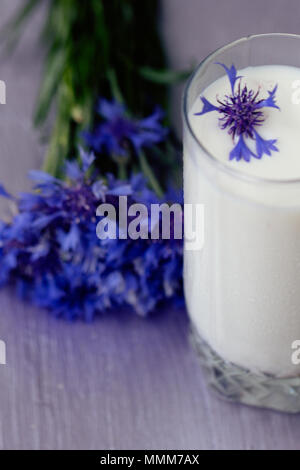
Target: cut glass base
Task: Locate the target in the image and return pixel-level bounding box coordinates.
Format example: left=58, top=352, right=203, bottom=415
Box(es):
left=190, top=325, right=300, bottom=413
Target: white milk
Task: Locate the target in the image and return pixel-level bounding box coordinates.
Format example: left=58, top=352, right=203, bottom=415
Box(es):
left=184, top=65, right=300, bottom=377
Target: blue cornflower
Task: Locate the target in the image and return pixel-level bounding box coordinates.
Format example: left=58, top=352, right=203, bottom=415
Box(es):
left=33, top=267, right=103, bottom=322
left=83, top=99, right=167, bottom=157
left=0, top=147, right=183, bottom=321
left=195, top=63, right=280, bottom=162
left=0, top=183, right=13, bottom=199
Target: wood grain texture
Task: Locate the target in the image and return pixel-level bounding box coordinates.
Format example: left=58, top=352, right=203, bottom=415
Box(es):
left=0, top=0, right=299, bottom=450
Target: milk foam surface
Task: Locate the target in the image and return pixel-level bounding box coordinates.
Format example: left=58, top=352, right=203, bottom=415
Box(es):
left=190, top=65, right=300, bottom=180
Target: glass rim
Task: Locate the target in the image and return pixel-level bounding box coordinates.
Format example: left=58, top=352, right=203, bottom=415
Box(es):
left=183, top=32, right=300, bottom=186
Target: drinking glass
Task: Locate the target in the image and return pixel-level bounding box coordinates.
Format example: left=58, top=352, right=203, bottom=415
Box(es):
left=183, top=33, right=300, bottom=413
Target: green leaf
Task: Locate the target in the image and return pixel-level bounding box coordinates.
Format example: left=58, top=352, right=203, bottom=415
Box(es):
left=107, top=68, right=124, bottom=104
left=34, top=49, right=66, bottom=126
left=139, top=67, right=191, bottom=85
left=139, top=151, right=164, bottom=198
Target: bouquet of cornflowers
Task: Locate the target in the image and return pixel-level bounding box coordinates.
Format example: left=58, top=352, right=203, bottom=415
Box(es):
left=0, top=0, right=187, bottom=321
left=0, top=146, right=183, bottom=321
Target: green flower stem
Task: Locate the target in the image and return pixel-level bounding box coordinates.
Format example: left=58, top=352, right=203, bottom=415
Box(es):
left=118, top=161, right=127, bottom=181
left=107, top=68, right=124, bottom=104
left=113, top=155, right=128, bottom=181
left=42, top=114, right=70, bottom=177
left=139, top=151, right=164, bottom=198
left=42, top=79, right=72, bottom=176
left=42, top=69, right=94, bottom=177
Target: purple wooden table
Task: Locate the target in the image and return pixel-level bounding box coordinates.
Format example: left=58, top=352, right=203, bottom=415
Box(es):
left=0, top=0, right=300, bottom=450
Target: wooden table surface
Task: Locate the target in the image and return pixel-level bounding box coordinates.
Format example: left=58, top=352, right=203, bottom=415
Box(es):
left=0, top=0, right=299, bottom=450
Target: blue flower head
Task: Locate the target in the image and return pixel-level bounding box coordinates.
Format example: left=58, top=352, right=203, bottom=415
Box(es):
left=0, top=146, right=183, bottom=321
left=195, top=63, right=280, bottom=162
left=83, top=99, right=168, bottom=157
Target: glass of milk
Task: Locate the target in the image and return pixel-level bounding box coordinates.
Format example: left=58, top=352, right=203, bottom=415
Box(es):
left=183, top=33, right=300, bottom=413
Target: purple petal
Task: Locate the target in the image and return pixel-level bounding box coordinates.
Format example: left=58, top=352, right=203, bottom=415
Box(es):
left=229, top=135, right=256, bottom=162
left=5, top=251, right=18, bottom=269
left=130, top=173, right=147, bottom=192
left=257, top=85, right=280, bottom=110
left=65, top=161, right=82, bottom=180
left=194, top=97, right=218, bottom=116
left=79, top=147, right=95, bottom=172
left=30, top=242, right=50, bottom=261
left=215, top=62, right=242, bottom=93
left=58, top=224, right=80, bottom=251
left=28, top=170, right=60, bottom=184
left=139, top=106, right=165, bottom=130
left=97, top=99, right=126, bottom=120
left=107, top=185, right=132, bottom=196
left=32, top=212, right=64, bottom=230
left=0, top=183, right=13, bottom=199
left=92, top=180, right=107, bottom=200
left=254, top=131, right=278, bottom=159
